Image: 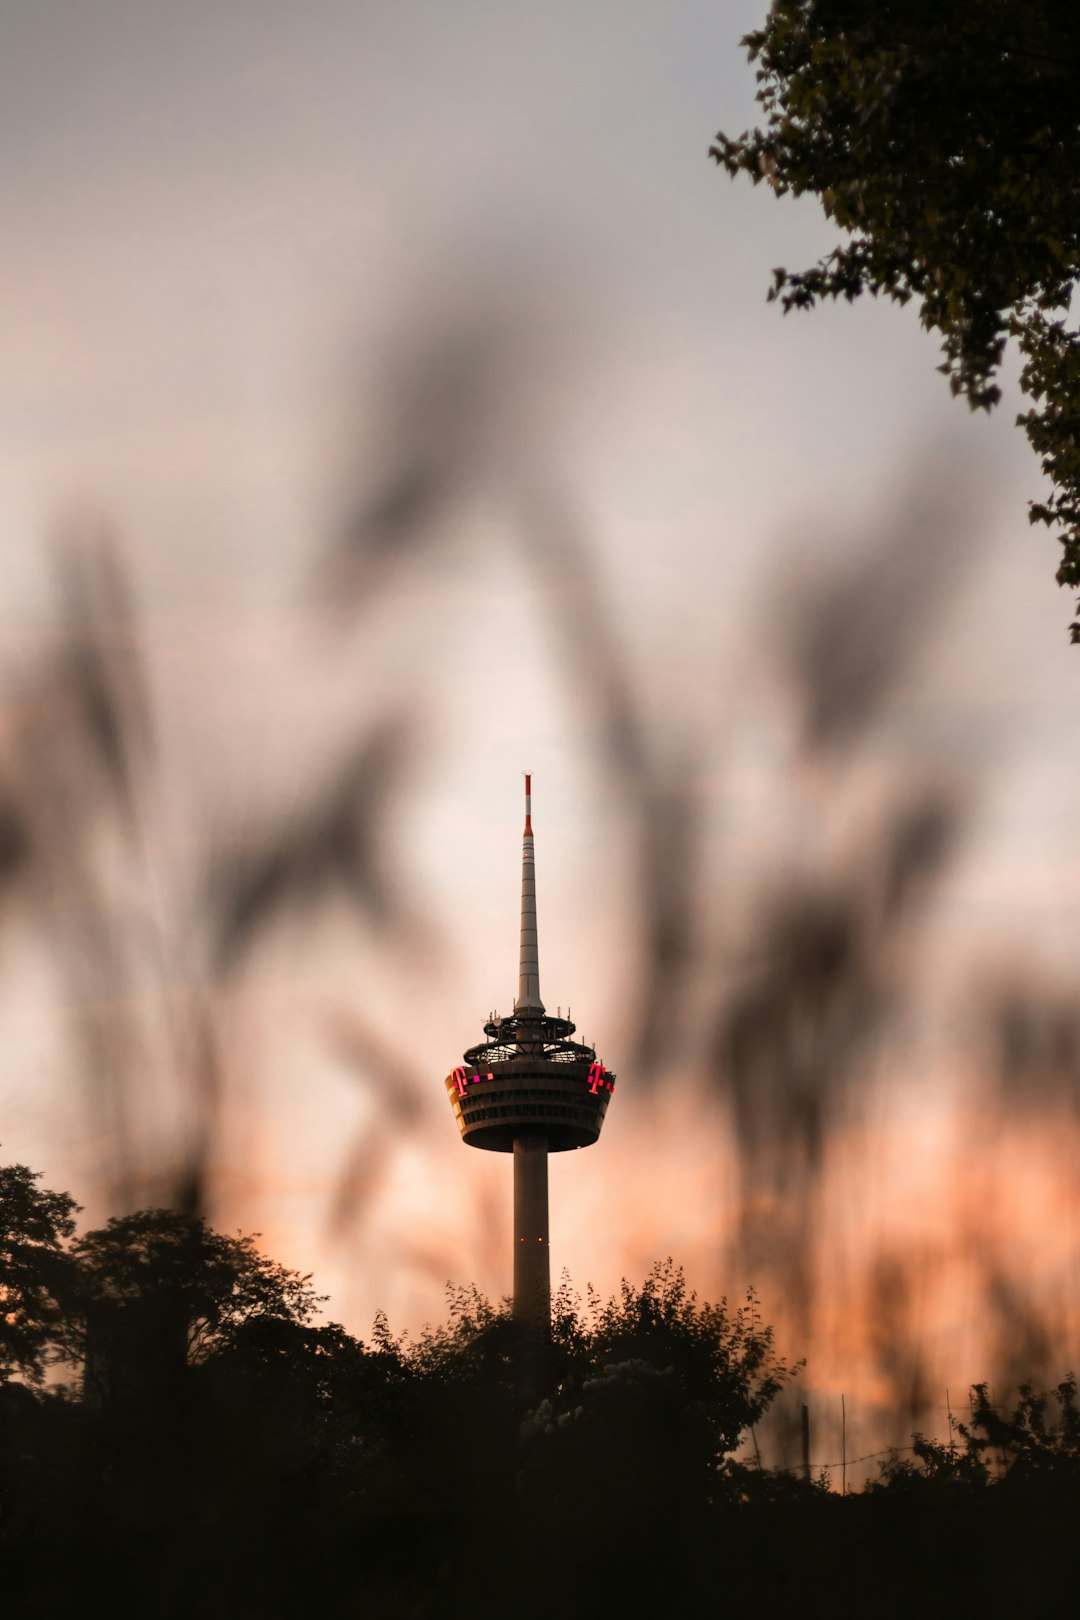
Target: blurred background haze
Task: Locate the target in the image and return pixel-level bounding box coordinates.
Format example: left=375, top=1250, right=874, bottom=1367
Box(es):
left=3, top=0, right=1079, bottom=1474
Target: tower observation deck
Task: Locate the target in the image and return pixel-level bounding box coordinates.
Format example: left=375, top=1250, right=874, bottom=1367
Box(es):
left=443, top=776, right=615, bottom=1326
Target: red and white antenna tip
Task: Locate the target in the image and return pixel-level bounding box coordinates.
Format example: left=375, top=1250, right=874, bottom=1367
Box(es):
left=523, top=772, right=532, bottom=835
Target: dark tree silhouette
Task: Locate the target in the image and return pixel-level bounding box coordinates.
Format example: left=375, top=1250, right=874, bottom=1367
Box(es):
left=6, top=1158, right=1080, bottom=1620
left=0, top=1161, right=79, bottom=1386
left=713, top=0, right=1080, bottom=635
left=523, top=1263, right=794, bottom=1523
left=66, top=1208, right=324, bottom=1407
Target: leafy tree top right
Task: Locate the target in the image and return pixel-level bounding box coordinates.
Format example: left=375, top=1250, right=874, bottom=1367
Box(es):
left=713, top=1, right=1080, bottom=637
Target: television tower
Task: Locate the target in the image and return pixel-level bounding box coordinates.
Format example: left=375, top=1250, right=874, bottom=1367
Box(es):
left=444, top=776, right=615, bottom=1326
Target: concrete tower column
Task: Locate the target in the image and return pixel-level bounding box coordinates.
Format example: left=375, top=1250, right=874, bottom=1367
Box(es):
left=513, top=1134, right=550, bottom=1327
left=443, top=777, right=613, bottom=1330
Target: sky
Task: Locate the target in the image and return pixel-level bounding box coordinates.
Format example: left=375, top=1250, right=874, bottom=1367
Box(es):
left=4, top=1, right=1080, bottom=1469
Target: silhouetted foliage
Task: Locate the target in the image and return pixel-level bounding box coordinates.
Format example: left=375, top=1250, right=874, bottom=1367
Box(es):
left=889, top=1376, right=1080, bottom=1489
left=0, top=1162, right=78, bottom=1386
left=65, top=1208, right=324, bottom=1403
left=549, top=1262, right=789, bottom=1459
left=713, top=0, right=1080, bottom=636
left=5, top=1165, right=1080, bottom=1618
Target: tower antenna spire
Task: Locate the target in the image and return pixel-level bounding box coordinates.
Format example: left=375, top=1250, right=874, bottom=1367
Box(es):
left=517, top=772, right=544, bottom=1013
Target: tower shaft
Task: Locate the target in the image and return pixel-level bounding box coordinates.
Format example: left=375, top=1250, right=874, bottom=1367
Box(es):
left=444, top=775, right=614, bottom=1332
left=512, top=1134, right=550, bottom=1326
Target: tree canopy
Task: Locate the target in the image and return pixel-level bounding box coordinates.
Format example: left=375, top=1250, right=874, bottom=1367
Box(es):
left=0, top=1161, right=78, bottom=1385
left=5, top=1155, right=1080, bottom=1618
left=712, top=1, right=1080, bottom=636
left=67, top=1208, right=325, bottom=1387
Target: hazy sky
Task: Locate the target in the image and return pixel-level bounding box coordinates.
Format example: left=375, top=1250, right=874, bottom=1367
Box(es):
left=4, top=3, right=1080, bottom=1457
